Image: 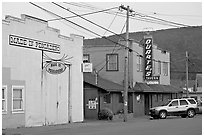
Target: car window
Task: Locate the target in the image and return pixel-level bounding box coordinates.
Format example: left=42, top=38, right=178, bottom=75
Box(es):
left=187, top=99, right=196, bottom=104
left=180, top=100, right=188, bottom=105
left=169, top=100, right=178, bottom=106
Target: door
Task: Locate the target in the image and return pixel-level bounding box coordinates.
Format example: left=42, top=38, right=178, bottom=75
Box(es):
left=178, top=99, right=189, bottom=113
left=167, top=100, right=179, bottom=114
left=144, top=94, right=150, bottom=115
left=84, top=88, right=99, bottom=119
left=128, top=93, right=133, bottom=113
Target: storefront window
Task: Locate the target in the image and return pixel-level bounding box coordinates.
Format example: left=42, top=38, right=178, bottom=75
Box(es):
left=119, top=93, right=124, bottom=103
left=104, top=94, right=111, bottom=103
left=12, top=86, right=24, bottom=113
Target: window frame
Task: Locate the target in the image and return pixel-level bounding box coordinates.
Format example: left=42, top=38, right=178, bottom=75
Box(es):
left=169, top=100, right=178, bottom=107
left=2, top=85, right=7, bottom=114
left=158, top=60, right=161, bottom=74
left=12, top=85, right=25, bottom=114
left=179, top=100, right=188, bottom=106
left=103, top=94, right=111, bottom=104
left=119, top=93, right=124, bottom=103
left=137, top=55, right=143, bottom=72
left=106, top=54, right=119, bottom=71
left=163, top=62, right=168, bottom=76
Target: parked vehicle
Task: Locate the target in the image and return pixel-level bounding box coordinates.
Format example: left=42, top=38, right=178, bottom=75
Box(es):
left=149, top=98, right=199, bottom=119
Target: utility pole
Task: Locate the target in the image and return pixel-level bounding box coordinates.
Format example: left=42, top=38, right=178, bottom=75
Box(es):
left=120, top=5, right=133, bottom=122
left=186, top=51, right=189, bottom=97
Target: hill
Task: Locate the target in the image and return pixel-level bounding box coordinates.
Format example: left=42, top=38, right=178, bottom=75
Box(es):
left=84, top=26, right=202, bottom=80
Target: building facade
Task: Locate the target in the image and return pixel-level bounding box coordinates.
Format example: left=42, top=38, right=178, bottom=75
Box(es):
left=2, top=14, right=84, bottom=128
left=84, top=37, right=182, bottom=117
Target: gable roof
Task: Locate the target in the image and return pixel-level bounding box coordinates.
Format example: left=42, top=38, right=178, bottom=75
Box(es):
left=84, top=73, right=124, bottom=92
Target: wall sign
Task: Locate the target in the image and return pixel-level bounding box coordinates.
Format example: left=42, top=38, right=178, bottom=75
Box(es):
left=146, top=76, right=160, bottom=84
left=45, top=61, right=66, bottom=75
left=144, top=36, right=153, bottom=80
left=9, top=35, right=60, bottom=54
left=82, top=63, right=93, bottom=72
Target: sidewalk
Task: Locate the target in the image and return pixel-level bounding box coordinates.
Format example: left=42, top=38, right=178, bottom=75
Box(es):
left=2, top=116, right=150, bottom=135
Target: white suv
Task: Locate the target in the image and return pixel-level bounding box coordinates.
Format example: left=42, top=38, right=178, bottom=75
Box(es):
left=149, top=98, right=199, bottom=119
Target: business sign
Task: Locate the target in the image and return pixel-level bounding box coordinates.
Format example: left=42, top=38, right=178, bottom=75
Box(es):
left=45, top=61, right=66, bottom=75
left=144, top=36, right=153, bottom=80
left=82, top=63, right=93, bottom=72
left=146, top=76, right=160, bottom=84
left=9, top=35, right=60, bottom=54
left=43, top=53, right=72, bottom=75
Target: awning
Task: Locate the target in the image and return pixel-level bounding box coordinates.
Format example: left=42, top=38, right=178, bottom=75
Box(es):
left=133, top=82, right=183, bottom=93
left=84, top=73, right=124, bottom=92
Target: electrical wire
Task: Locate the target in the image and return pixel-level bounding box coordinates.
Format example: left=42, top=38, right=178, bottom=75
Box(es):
left=52, top=2, right=127, bottom=41
left=65, top=2, right=189, bottom=27
left=47, top=7, right=118, bottom=21
left=103, top=12, right=119, bottom=36
left=29, top=2, right=140, bottom=55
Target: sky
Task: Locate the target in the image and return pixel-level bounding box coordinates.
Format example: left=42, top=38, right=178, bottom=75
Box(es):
left=1, top=1, right=202, bottom=39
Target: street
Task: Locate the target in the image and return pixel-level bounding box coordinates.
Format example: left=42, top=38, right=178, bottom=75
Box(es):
left=3, top=114, right=202, bottom=135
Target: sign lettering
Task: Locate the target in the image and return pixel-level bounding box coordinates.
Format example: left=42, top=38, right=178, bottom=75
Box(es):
left=45, top=61, right=66, bottom=75
left=144, top=36, right=153, bottom=79
left=9, top=35, right=60, bottom=54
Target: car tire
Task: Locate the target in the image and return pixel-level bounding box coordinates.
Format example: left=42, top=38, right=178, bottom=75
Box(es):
left=181, top=114, right=187, bottom=118
left=187, top=109, right=195, bottom=118
left=159, top=111, right=167, bottom=119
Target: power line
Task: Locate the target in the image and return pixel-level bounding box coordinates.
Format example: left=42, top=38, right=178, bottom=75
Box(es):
left=134, top=12, right=191, bottom=27
left=29, top=2, right=139, bottom=55
left=64, top=2, right=182, bottom=28
left=52, top=2, right=127, bottom=41
left=47, top=7, right=118, bottom=21
left=103, top=12, right=119, bottom=36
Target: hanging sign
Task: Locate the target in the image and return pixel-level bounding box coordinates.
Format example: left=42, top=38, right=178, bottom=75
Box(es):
left=9, top=34, right=60, bottom=54
left=43, top=53, right=72, bottom=75
left=144, top=36, right=153, bottom=80
left=45, top=61, right=66, bottom=75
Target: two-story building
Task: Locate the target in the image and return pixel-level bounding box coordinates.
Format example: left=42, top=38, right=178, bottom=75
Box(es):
left=83, top=35, right=183, bottom=118
left=2, top=14, right=84, bottom=128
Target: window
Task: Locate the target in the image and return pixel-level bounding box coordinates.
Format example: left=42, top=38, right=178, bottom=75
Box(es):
left=180, top=100, right=188, bottom=105
left=12, top=86, right=24, bottom=113
left=83, top=54, right=90, bottom=63
left=163, top=62, right=168, bottom=76
left=187, top=99, right=196, bottom=104
left=169, top=100, right=178, bottom=106
left=106, top=54, right=118, bottom=71
left=153, top=60, right=156, bottom=74
left=119, top=93, right=124, bottom=103
left=137, top=55, right=143, bottom=72
left=104, top=94, right=111, bottom=104
left=158, top=61, right=161, bottom=74
left=2, top=86, right=7, bottom=113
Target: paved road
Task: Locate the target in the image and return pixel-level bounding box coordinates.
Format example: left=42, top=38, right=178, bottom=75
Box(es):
left=3, top=115, right=202, bottom=135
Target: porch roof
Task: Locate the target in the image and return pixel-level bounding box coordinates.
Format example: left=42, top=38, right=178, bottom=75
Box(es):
left=133, top=82, right=184, bottom=93
left=84, top=73, right=124, bottom=92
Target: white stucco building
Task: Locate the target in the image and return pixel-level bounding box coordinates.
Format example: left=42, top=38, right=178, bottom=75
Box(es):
left=2, top=14, right=84, bottom=128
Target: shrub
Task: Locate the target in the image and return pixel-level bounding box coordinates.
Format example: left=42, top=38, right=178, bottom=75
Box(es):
left=98, top=108, right=113, bottom=120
